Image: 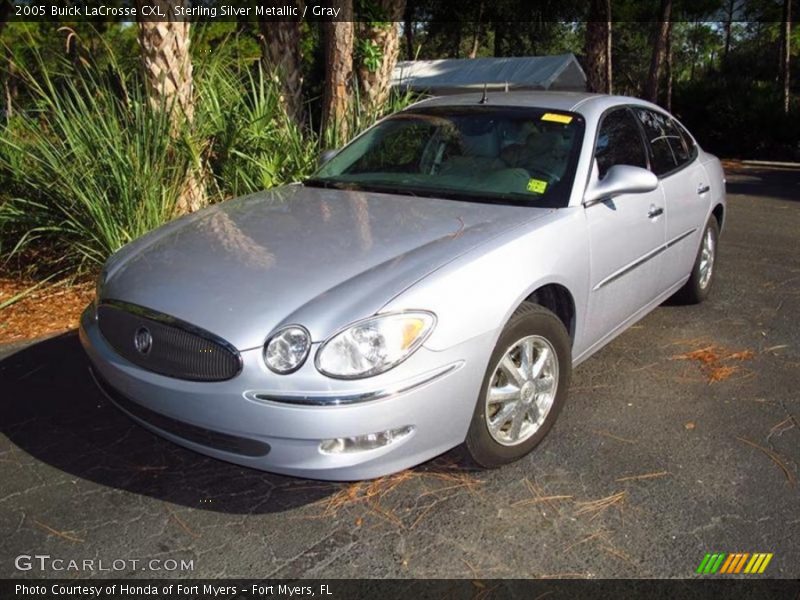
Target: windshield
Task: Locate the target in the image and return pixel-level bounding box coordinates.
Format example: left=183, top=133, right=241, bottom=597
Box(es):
left=308, top=106, right=584, bottom=207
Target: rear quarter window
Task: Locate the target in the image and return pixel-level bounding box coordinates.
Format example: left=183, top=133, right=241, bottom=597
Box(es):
left=677, top=122, right=698, bottom=159
left=634, top=108, right=694, bottom=176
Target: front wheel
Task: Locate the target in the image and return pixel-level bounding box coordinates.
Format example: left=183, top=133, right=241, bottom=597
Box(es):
left=673, top=217, right=719, bottom=304
left=465, top=302, right=571, bottom=468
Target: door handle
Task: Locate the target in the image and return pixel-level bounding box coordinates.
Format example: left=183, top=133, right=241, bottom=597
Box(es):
left=697, top=184, right=710, bottom=195
left=648, top=205, right=664, bottom=219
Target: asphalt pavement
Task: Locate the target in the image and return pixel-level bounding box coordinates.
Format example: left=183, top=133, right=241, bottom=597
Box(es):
left=1, top=165, right=798, bottom=579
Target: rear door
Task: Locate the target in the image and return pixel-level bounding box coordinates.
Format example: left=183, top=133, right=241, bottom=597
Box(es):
left=633, top=108, right=709, bottom=288
left=583, top=107, right=667, bottom=349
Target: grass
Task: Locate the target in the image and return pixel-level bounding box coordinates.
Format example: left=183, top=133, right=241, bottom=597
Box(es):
left=0, top=49, right=192, bottom=272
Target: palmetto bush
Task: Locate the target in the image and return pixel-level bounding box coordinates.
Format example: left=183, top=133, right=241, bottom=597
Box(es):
left=321, top=83, right=419, bottom=152
left=0, top=45, right=414, bottom=277
left=0, top=54, right=316, bottom=274
left=0, top=56, right=194, bottom=272
left=196, top=55, right=318, bottom=199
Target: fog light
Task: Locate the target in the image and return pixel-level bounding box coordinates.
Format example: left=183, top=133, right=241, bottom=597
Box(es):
left=319, top=426, right=414, bottom=454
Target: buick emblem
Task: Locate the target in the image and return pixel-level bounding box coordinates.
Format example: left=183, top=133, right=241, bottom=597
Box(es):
left=134, top=327, right=153, bottom=355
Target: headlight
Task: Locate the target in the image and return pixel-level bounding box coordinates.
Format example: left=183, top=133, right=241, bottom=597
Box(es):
left=264, top=326, right=311, bottom=374
left=316, top=311, right=436, bottom=379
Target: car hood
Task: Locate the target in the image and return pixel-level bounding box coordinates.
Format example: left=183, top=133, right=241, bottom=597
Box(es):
left=103, top=185, right=550, bottom=350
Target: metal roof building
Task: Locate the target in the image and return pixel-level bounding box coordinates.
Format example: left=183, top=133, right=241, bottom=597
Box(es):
left=391, top=53, right=587, bottom=95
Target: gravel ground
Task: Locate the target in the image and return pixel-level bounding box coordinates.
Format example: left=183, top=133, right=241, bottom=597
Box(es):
left=1, top=165, right=798, bottom=579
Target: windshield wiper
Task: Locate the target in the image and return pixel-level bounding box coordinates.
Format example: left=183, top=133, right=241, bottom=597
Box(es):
left=304, top=179, right=552, bottom=206
left=304, top=178, right=364, bottom=191
left=305, top=178, right=420, bottom=197
left=351, top=182, right=419, bottom=197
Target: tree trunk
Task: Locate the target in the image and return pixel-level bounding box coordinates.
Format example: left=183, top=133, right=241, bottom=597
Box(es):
left=495, top=21, right=506, bottom=57
left=781, top=0, right=792, bottom=114
left=259, top=2, right=305, bottom=123
left=644, top=0, right=672, bottom=104
left=357, top=0, right=405, bottom=114
left=452, top=23, right=462, bottom=58
left=322, top=2, right=354, bottom=146
left=585, top=0, right=612, bottom=94
left=404, top=14, right=414, bottom=60
left=1, top=0, right=11, bottom=118
left=665, top=20, right=673, bottom=111
left=137, top=0, right=194, bottom=123
left=723, top=0, right=735, bottom=62
left=605, top=1, right=613, bottom=95
left=468, top=1, right=484, bottom=59
left=136, top=0, right=204, bottom=214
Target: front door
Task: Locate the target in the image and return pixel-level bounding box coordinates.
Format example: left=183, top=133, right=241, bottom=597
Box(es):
left=583, top=107, right=667, bottom=350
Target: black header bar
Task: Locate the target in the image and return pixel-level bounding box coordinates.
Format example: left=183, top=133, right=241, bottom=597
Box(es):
left=3, top=0, right=785, bottom=23
left=4, top=579, right=800, bottom=600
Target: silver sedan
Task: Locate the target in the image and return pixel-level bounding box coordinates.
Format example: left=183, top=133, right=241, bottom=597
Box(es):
left=80, top=92, right=726, bottom=480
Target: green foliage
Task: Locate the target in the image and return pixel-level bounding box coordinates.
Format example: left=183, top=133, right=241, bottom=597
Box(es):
left=674, top=76, right=799, bottom=160
left=321, top=84, right=419, bottom=151
left=354, top=0, right=393, bottom=25
left=195, top=53, right=318, bottom=198
left=356, top=38, right=383, bottom=73
left=0, top=31, right=414, bottom=278
left=0, top=49, right=193, bottom=272
left=192, top=22, right=261, bottom=66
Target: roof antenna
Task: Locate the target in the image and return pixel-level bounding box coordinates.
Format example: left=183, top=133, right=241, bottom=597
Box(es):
left=479, top=83, right=489, bottom=104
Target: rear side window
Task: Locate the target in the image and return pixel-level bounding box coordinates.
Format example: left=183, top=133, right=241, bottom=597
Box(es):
left=677, top=123, right=697, bottom=159
left=594, top=108, right=648, bottom=179
left=634, top=108, right=694, bottom=176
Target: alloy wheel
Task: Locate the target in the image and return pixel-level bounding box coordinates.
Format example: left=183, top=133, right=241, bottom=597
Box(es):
left=699, top=227, right=715, bottom=289
left=485, top=335, right=559, bottom=446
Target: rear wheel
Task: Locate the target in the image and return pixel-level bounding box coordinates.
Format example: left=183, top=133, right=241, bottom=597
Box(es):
left=466, top=302, right=571, bottom=468
left=673, top=218, right=719, bottom=304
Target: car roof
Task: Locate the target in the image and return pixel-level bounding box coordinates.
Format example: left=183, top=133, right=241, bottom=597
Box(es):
left=406, top=91, right=668, bottom=122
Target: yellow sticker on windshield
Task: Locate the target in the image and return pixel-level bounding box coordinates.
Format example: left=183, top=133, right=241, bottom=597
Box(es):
left=541, top=112, right=573, bottom=124
left=527, top=179, right=548, bottom=194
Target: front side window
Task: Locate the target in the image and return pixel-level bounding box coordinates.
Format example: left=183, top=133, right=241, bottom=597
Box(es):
left=635, top=108, right=694, bottom=176
left=594, top=108, right=648, bottom=179
left=309, top=106, right=585, bottom=208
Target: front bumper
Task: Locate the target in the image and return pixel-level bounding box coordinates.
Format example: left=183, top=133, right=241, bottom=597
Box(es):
left=79, top=307, right=492, bottom=480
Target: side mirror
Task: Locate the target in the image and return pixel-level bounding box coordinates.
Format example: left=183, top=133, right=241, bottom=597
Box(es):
left=319, top=149, right=339, bottom=166
left=583, top=165, right=658, bottom=206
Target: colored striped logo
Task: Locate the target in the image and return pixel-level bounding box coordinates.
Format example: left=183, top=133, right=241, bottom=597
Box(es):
left=696, top=552, right=773, bottom=574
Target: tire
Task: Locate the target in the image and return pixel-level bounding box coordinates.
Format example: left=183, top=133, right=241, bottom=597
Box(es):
left=465, top=302, right=572, bottom=468
left=673, top=217, right=720, bottom=305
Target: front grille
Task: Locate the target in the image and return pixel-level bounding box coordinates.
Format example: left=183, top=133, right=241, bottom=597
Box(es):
left=91, top=369, right=270, bottom=457
left=97, top=301, right=242, bottom=381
